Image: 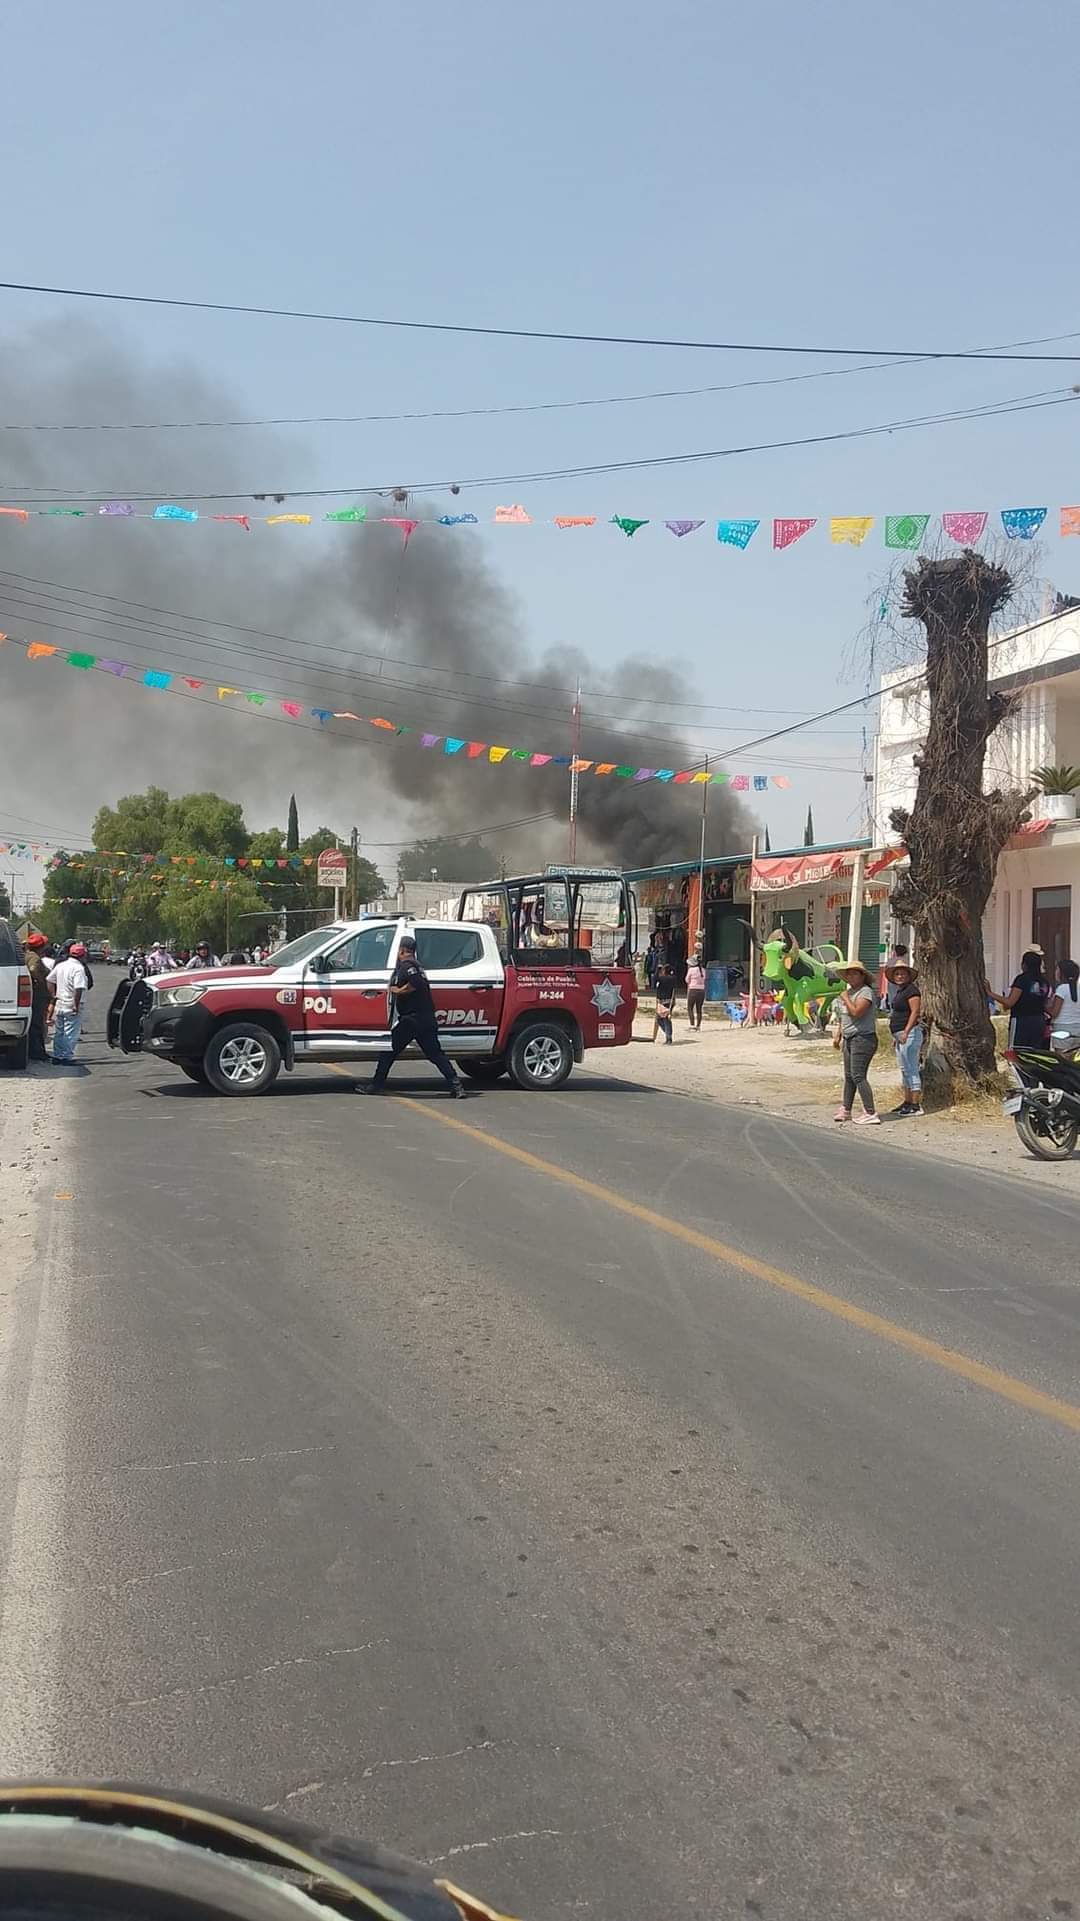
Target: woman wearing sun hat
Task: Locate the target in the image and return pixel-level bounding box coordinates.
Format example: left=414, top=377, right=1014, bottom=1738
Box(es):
left=832, top=959, right=880, bottom=1125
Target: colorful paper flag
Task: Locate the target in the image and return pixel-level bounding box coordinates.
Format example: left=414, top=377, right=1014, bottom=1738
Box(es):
left=665, top=520, right=704, bottom=538
left=494, top=504, right=531, bottom=524
left=489, top=746, right=510, bottom=762
left=941, top=511, right=987, bottom=545
left=611, top=516, right=649, bottom=538
left=217, top=686, right=239, bottom=700
left=1001, top=507, right=1047, bottom=540
left=466, top=742, right=486, bottom=759
left=66, top=652, right=96, bottom=669
left=0, top=506, right=29, bottom=522
left=716, top=518, right=760, bottom=549
left=633, top=769, right=656, bottom=782
left=445, top=738, right=465, bottom=755
left=99, top=501, right=134, bottom=516
left=213, top=514, right=251, bottom=530
left=554, top=516, right=597, bottom=529
left=773, top=517, right=816, bottom=550
left=182, top=677, right=204, bottom=690
left=154, top=503, right=198, bottom=522
left=27, top=643, right=57, bottom=659
left=324, top=505, right=367, bottom=523
left=420, top=733, right=441, bottom=748
left=438, top=512, right=479, bottom=526
left=44, top=507, right=86, bottom=516
left=731, top=774, right=750, bottom=790
left=884, top=514, right=929, bottom=550
left=266, top=513, right=312, bottom=526
left=1061, top=507, right=1080, bottom=538
left=369, top=717, right=396, bottom=731
left=100, top=660, right=127, bottom=676
left=594, top=763, right=616, bottom=775
left=531, top=753, right=552, bottom=767
left=753, top=774, right=768, bottom=791
left=143, top=670, right=172, bottom=690
left=311, top=708, right=333, bottom=724
left=381, top=516, right=418, bottom=546
left=772, top=775, right=791, bottom=789
left=830, top=516, right=874, bottom=546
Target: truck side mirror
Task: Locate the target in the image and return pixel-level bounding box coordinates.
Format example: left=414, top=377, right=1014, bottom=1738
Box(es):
left=310, top=951, right=329, bottom=974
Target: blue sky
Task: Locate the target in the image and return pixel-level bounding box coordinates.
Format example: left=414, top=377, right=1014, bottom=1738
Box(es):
left=2, top=0, right=1079, bottom=869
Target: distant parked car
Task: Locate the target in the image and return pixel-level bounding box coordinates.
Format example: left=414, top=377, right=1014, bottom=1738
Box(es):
left=86, top=941, right=107, bottom=962
left=0, top=918, right=32, bottom=1070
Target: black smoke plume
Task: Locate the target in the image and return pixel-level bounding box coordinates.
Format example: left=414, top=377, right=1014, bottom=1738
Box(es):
left=0, top=321, right=755, bottom=870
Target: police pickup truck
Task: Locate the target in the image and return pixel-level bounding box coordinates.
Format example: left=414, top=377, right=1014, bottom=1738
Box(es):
left=108, top=869, right=638, bottom=1097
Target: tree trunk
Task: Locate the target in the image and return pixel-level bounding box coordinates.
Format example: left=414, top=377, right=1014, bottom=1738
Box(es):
left=889, top=553, right=1031, bottom=1085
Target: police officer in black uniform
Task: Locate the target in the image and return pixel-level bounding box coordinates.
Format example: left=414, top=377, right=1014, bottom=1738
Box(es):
left=360, top=934, right=467, bottom=1098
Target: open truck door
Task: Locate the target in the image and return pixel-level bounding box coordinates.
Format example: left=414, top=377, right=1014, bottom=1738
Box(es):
left=107, top=976, right=152, bottom=1053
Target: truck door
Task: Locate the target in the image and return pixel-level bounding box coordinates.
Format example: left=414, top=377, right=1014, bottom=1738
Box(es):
left=298, top=922, right=396, bottom=1058
left=413, top=925, right=503, bottom=1054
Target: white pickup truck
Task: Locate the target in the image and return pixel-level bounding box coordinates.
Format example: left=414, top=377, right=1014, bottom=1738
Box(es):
left=0, top=919, right=32, bottom=1070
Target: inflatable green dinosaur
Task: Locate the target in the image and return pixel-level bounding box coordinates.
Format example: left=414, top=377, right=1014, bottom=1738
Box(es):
left=747, top=924, right=847, bottom=1032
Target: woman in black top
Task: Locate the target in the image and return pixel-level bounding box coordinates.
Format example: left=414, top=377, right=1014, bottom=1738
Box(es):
left=988, top=949, right=1050, bottom=1048
left=885, top=960, right=923, bottom=1116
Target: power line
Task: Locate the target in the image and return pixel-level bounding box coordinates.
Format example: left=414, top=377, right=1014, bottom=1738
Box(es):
left=6, top=386, right=1075, bottom=502
left=0, top=574, right=865, bottom=748
left=696, top=602, right=1080, bottom=767
left=0, top=568, right=844, bottom=718
left=0, top=343, right=1070, bottom=435
left=4, top=277, right=1080, bottom=362
left=0, top=594, right=859, bottom=767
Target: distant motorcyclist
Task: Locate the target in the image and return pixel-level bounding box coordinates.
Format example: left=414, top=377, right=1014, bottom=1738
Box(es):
left=187, top=939, right=221, bottom=970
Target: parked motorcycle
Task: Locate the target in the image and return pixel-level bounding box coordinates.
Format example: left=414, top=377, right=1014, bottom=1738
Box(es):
left=1003, top=1034, right=1080, bottom=1160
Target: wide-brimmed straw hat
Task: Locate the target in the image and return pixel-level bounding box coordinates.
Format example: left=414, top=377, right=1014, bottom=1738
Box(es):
left=837, top=960, right=874, bottom=984
left=883, top=958, right=917, bottom=983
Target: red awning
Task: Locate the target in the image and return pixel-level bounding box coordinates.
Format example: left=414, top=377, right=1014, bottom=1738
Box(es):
left=751, top=846, right=904, bottom=892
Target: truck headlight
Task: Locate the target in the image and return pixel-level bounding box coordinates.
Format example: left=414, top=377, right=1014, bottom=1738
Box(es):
left=159, top=983, right=210, bottom=1007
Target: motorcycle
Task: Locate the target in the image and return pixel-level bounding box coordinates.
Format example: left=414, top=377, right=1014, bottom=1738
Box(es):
left=1002, top=1033, right=1080, bottom=1161
left=0, top=1783, right=515, bottom=1921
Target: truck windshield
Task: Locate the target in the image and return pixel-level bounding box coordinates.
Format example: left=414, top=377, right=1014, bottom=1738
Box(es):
left=266, top=926, right=345, bottom=967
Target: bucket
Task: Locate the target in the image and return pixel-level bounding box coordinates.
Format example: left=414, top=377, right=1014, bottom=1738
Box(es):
left=705, top=963, right=728, bottom=1001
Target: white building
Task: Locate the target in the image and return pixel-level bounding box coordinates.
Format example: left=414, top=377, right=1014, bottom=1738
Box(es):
left=872, top=601, right=1080, bottom=980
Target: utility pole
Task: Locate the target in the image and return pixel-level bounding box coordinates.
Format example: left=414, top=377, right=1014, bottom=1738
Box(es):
left=349, top=825, right=359, bottom=916
left=845, top=849, right=866, bottom=965
left=568, top=681, right=581, bottom=863
left=696, top=755, right=709, bottom=956
left=748, top=833, right=759, bottom=1026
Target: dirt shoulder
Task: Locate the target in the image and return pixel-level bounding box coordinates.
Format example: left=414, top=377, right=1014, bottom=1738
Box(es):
left=583, top=1010, right=1080, bottom=1193
left=0, top=1062, right=67, bottom=1317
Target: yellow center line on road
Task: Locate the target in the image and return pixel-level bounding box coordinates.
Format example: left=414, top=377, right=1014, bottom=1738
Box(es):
left=370, top=1094, right=1080, bottom=1438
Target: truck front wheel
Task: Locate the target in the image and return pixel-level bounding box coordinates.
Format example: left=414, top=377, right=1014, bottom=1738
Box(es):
left=508, top=1023, right=574, bottom=1091
left=204, top=1022, right=281, bottom=1097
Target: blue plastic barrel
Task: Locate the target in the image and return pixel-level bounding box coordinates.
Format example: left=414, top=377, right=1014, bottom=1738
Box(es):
left=705, top=963, right=728, bottom=1001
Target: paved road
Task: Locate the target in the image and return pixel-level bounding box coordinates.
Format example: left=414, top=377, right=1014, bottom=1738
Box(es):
left=4, top=985, right=1080, bottom=1919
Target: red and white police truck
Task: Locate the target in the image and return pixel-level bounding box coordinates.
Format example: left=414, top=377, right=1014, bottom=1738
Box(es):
left=108, top=868, right=638, bottom=1096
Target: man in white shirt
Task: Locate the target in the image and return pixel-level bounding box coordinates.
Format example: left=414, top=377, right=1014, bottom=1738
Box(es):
left=48, top=942, right=90, bottom=1064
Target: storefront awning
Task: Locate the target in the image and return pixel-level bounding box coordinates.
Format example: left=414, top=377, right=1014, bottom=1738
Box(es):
left=751, top=846, right=904, bottom=892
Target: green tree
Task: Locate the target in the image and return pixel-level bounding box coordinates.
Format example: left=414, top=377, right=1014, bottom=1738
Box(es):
left=41, top=853, right=108, bottom=941
left=93, top=787, right=248, bottom=860
left=0, top=878, right=11, bottom=920
left=397, top=836, right=494, bottom=882
left=286, top=794, right=300, bottom=852
left=803, top=805, right=815, bottom=847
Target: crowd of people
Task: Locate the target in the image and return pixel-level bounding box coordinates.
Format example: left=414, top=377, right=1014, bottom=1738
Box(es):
left=639, top=928, right=1080, bottom=1126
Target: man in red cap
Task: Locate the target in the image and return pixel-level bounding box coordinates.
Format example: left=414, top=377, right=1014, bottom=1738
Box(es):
left=48, top=941, right=89, bottom=1064
left=22, top=932, right=51, bottom=1063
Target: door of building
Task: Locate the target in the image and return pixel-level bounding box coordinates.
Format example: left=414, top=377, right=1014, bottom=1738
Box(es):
left=1033, top=886, right=1072, bottom=977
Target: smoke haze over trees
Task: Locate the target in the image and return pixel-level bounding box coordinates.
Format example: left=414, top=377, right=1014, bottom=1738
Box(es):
left=0, top=319, right=755, bottom=873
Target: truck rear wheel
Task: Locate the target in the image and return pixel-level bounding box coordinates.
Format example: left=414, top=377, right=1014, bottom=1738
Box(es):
left=204, top=1023, right=281, bottom=1097
left=460, top=1057, right=507, bottom=1084
left=508, top=1023, right=574, bottom=1091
